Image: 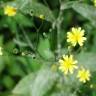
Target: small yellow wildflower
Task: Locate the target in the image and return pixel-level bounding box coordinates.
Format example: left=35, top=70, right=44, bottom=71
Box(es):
left=93, top=0, right=96, bottom=7
left=77, top=68, right=91, bottom=83
left=59, top=54, right=78, bottom=75
left=4, top=5, right=17, bottom=16
left=0, top=47, right=3, bottom=56
left=67, top=27, right=86, bottom=47
left=39, top=14, right=45, bottom=19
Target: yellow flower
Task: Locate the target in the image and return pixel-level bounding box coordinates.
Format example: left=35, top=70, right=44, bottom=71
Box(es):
left=39, top=14, right=45, bottom=19
left=67, top=27, right=86, bottom=47
left=93, top=0, right=96, bottom=6
left=4, top=5, right=17, bottom=16
left=59, top=54, right=78, bottom=75
left=77, top=68, right=91, bottom=83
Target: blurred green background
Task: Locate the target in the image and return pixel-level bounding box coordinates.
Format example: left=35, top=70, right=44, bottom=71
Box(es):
left=0, top=0, right=96, bottom=96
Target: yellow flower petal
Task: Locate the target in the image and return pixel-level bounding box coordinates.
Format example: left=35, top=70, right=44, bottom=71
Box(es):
left=59, top=54, right=78, bottom=75
left=67, top=27, right=86, bottom=47
left=77, top=68, right=91, bottom=83
left=4, top=5, right=17, bottom=16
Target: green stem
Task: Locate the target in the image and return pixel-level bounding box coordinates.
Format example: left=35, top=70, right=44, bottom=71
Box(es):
left=36, top=20, right=44, bottom=50
left=19, top=24, right=35, bottom=52
left=56, top=2, right=63, bottom=59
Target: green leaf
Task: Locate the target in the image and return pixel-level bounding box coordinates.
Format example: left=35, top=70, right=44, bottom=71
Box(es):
left=0, top=37, right=4, bottom=73
left=17, top=56, right=42, bottom=72
left=61, top=1, right=78, bottom=10
left=92, top=91, right=96, bottom=96
left=13, top=0, right=55, bottom=22
left=5, top=17, right=17, bottom=33
left=26, top=57, right=42, bottom=72
left=4, top=41, right=15, bottom=53
left=72, top=3, right=96, bottom=27
left=2, top=75, right=15, bottom=89
left=50, top=92, right=77, bottom=96
left=77, top=52, right=96, bottom=71
left=8, top=62, right=26, bottom=77
left=14, top=13, right=33, bottom=27
left=13, top=73, right=34, bottom=96
left=31, top=68, right=58, bottom=96
left=38, top=38, right=54, bottom=60
left=13, top=68, right=58, bottom=96
left=0, top=56, right=4, bottom=73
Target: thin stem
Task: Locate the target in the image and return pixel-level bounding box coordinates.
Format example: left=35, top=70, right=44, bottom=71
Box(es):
left=35, top=20, right=44, bottom=49
left=43, top=0, right=50, bottom=9
left=19, top=24, right=35, bottom=52
left=56, top=2, right=63, bottom=59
